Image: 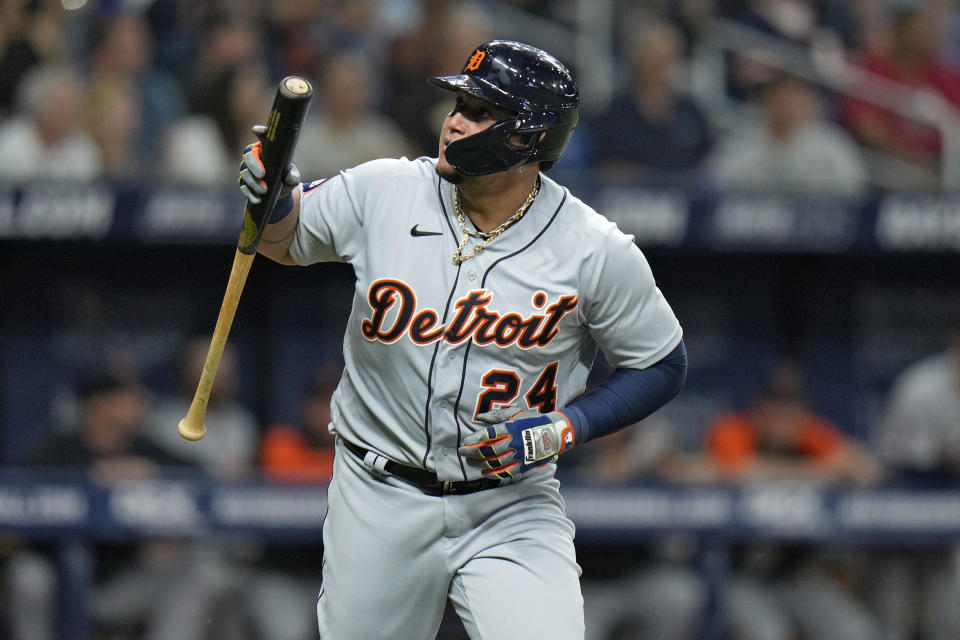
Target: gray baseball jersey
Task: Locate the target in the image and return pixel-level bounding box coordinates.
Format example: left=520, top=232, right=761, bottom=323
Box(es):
left=289, top=156, right=682, bottom=481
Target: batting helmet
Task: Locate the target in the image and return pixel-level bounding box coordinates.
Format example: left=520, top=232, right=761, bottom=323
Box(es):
left=428, top=40, right=580, bottom=176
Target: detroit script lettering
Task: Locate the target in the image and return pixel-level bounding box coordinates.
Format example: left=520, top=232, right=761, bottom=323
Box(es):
left=360, top=279, right=578, bottom=349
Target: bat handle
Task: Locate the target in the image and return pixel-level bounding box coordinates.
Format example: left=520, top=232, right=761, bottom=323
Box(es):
left=177, top=248, right=256, bottom=441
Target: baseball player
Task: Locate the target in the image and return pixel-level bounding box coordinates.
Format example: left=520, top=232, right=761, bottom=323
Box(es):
left=239, top=40, right=687, bottom=639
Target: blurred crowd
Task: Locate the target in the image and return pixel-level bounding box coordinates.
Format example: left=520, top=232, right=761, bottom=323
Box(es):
left=571, top=321, right=960, bottom=640
left=3, top=0, right=960, bottom=639
left=0, top=0, right=958, bottom=191
left=3, top=339, right=342, bottom=640
left=3, top=315, right=959, bottom=640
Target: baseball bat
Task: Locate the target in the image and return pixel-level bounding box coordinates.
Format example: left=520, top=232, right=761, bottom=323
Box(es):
left=178, top=76, right=313, bottom=441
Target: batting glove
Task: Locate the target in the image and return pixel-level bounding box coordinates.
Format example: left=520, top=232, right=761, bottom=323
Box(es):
left=238, top=124, right=301, bottom=206
left=459, top=407, right=576, bottom=480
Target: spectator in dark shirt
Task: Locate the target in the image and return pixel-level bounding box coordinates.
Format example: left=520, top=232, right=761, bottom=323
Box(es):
left=86, top=10, right=187, bottom=171
left=585, top=20, right=713, bottom=186
left=21, top=366, right=189, bottom=474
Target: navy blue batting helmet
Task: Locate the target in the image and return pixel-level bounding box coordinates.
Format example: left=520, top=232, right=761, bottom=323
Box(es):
left=428, top=40, right=580, bottom=176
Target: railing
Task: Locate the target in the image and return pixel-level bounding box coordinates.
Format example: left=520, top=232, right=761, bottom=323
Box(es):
left=5, top=472, right=960, bottom=640
left=2, top=181, right=959, bottom=252
left=5, top=473, right=960, bottom=542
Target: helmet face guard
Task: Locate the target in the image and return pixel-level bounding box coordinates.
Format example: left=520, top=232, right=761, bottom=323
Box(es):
left=429, top=40, right=580, bottom=176
left=444, top=119, right=538, bottom=176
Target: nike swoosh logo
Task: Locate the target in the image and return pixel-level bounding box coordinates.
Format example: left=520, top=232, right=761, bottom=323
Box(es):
left=410, top=224, right=443, bottom=237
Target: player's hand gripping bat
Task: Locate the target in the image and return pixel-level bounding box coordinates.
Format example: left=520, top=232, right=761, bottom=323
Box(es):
left=177, top=76, right=313, bottom=441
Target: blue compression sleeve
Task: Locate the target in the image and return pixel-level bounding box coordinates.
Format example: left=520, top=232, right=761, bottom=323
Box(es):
left=269, top=192, right=296, bottom=223
left=562, top=340, right=687, bottom=444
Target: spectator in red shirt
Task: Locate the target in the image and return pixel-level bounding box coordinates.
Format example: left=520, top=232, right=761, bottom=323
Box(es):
left=843, top=6, right=960, bottom=177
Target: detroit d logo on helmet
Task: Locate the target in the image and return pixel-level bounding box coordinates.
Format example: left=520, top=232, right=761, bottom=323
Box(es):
left=465, top=49, right=485, bottom=71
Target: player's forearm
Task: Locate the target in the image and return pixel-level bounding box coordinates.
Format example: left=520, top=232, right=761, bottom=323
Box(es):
left=563, top=340, right=687, bottom=444
left=257, top=188, right=301, bottom=265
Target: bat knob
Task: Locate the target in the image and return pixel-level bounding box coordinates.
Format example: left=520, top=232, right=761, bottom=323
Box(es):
left=177, top=417, right=206, bottom=441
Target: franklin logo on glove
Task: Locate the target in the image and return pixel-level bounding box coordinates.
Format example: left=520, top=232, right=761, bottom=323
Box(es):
left=523, top=431, right=536, bottom=461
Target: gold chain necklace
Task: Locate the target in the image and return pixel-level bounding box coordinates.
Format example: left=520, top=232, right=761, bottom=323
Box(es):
left=452, top=180, right=539, bottom=264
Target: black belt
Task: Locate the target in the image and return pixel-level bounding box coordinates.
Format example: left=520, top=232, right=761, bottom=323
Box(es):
left=342, top=439, right=502, bottom=496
